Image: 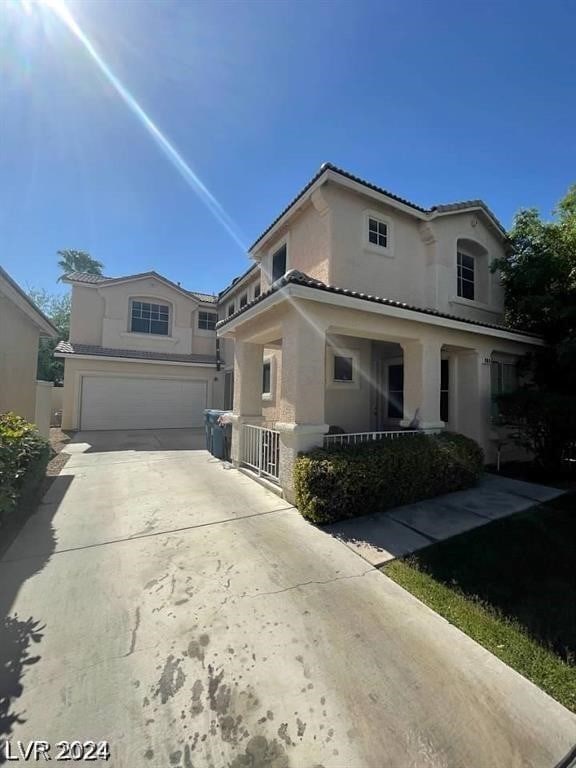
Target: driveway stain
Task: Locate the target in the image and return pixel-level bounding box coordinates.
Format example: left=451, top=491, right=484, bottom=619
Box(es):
left=154, top=655, right=186, bottom=704
left=228, top=735, right=290, bottom=768
left=125, top=607, right=141, bottom=657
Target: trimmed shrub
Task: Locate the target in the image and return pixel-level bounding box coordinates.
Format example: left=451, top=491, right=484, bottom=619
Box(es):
left=293, top=431, right=483, bottom=524
left=0, top=412, right=50, bottom=526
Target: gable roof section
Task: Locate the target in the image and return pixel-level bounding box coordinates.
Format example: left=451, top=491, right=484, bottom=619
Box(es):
left=216, top=269, right=540, bottom=339
left=62, top=271, right=218, bottom=304
left=0, top=266, right=58, bottom=336
left=248, top=162, right=506, bottom=252
left=218, top=262, right=259, bottom=301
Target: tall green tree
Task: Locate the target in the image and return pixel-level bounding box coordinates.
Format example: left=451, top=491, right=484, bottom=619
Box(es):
left=27, top=289, right=71, bottom=384
left=57, top=249, right=104, bottom=280
left=491, top=184, right=576, bottom=471
left=492, top=184, right=576, bottom=393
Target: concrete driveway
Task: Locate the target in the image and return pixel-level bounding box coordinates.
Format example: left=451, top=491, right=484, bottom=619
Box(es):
left=1, top=430, right=574, bottom=767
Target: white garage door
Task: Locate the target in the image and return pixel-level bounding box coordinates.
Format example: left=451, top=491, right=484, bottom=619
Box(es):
left=80, top=376, right=207, bottom=430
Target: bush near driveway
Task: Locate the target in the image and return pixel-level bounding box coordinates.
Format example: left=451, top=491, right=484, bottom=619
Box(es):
left=293, top=432, right=483, bottom=524
left=0, top=412, right=50, bottom=527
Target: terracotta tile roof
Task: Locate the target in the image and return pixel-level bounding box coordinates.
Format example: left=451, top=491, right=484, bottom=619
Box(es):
left=62, top=271, right=218, bottom=303
left=216, top=270, right=540, bottom=339
left=248, top=162, right=505, bottom=251
left=55, top=341, right=217, bottom=365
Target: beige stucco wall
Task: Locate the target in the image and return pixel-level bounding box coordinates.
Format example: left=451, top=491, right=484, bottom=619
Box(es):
left=227, top=295, right=538, bottom=463
left=69, top=277, right=218, bottom=357
left=256, top=197, right=331, bottom=292
left=34, top=380, right=53, bottom=438
left=61, top=357, right=224, bottom=430
left=429, top=213, right=506, bottom=324
left=251, top=181, right=507, bottom=328
left=0, top=295, right=40, bottom=421
left=70, top=285, right=105, bottom=345
left=324, top=334, right=372, bottom=433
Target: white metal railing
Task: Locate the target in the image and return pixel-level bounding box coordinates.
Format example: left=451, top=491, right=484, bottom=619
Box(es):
left=241, top=424, right=280, bottom=482
left=323, top=429, right=435, bottom=447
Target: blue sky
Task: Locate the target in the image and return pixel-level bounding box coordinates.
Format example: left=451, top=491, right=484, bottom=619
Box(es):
left=1, top=0, right=575, bottom=298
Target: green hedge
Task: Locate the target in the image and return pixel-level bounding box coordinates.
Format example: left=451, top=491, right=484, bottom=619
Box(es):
left=293, top=432, right=484, bottom=524
left=0, top=412, right=50, bottom=527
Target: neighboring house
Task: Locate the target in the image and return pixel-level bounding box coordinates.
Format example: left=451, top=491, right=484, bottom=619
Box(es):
left=0, top=266, right=58, bottom=432
left=55, top=271, right=220, bottom=431
left=56, top=163, right=543, bottom=500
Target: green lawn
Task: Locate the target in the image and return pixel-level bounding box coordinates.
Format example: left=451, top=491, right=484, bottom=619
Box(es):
left=383, top=493, right=576, bottom=713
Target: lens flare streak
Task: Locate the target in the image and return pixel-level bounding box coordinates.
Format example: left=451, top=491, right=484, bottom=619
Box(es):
left=43, top=0, right=246, bottom=251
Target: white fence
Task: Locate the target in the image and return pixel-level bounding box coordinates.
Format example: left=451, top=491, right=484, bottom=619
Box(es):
left=323, top=429, right=432, bottom=448
left=241, top=424, right=280, bottom=482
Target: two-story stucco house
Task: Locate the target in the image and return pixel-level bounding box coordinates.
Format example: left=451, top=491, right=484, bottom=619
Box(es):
left=57, top=163, right=543, bottom=500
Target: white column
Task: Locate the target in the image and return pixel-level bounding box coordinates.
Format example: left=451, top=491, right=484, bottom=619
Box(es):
left=275, top=307, right=329, bottom=502
left=230, top=340, right=264, bottom=465
left=456, top=347, right=492, bottom=457
left=400, top=338, right=444, bottom=430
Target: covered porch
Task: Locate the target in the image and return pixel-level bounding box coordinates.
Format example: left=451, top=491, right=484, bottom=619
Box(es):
left=218, top=286, right=537, bottom=501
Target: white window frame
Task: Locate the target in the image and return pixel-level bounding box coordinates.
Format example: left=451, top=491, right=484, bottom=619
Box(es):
left=227, top=302, right=235, bottom=318
left=263, top=234, right=290, bottom=285
left=197, top=309, right=218, bottom=335
left=363, top=209, right=393, bottom=257
left=128, top=297, right=172, bottom=337
left=327, top=348, right=360, bottom=389
left=262, top=355, right=276, bottom=401
left=457, top=250, right=475, bottom=301
left=239, top=292, right=248, bottom=309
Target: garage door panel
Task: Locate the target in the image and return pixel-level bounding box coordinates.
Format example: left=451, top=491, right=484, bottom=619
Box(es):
left=80, top=376, right=207, bottom=430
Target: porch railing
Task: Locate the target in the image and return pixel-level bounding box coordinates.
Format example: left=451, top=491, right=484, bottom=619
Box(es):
left=241, top=424, right=280, bottom=482
left=323, top=429, right=435, bottom=448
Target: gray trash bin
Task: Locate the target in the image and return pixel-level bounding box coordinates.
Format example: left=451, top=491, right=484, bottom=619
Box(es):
left=204, top=410, right=227, bottom=457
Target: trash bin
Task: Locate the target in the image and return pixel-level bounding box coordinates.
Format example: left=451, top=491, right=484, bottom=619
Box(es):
left=204, top=410, right=229, bottom=458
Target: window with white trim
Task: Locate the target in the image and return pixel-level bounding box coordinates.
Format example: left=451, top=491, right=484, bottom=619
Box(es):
left=198, top=311, right=217, bottom=331
left=240, top=293, right=248, bottom=308
left=130, top=300, right=169, bottom=335
left=333, top=355, right=354, bottom=382
left=254, top=283, right=261, bottom=299
left=368, top=216, right=388, bottom=248
left=457, top=251, right=475, bottom=300
left=227, top=302, right=235, bottom=317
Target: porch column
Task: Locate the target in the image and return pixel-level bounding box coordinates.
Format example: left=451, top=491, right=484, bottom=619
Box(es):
left=230, top=340, right=264, bottom=465
left=400, top=338, right=444, bottom=430
left=275, top=307, right=329, bottom=503
left=456, top=347, right=492, bottom=458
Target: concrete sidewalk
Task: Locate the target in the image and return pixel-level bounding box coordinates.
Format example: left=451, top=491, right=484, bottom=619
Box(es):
left=325, top=474, right=564, bottom=565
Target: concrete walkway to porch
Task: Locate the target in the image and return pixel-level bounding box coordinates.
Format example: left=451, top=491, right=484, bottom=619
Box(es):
left=324, top=474, right=565, bottom=565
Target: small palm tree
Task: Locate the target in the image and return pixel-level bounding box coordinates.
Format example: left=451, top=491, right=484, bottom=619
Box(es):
left=57, top=249, right=104, bottom=281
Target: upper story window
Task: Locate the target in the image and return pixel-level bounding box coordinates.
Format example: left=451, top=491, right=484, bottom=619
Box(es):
left=457, top=251, right=475, bottom=300
left=271, top=244, right=287, bottom=282
left=368, top=216, right=388, bottom=248
left=130, top=300, right=169, bottom=335
left=254, top=283, right=261, bottom=299
left=198, top=310, right=217, bottom=331
left=227, top=302, right=235, bottom=317
left=240, top=293, right=248, bottom=308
